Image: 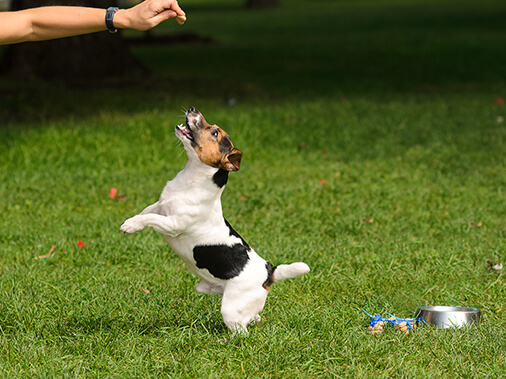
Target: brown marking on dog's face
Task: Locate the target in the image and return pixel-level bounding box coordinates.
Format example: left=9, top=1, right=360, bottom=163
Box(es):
left=185, top=108, right=243, bottom=171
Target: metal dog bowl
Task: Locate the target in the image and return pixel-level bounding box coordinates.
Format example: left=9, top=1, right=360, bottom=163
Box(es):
left=415, top=306, right=481, bottom=329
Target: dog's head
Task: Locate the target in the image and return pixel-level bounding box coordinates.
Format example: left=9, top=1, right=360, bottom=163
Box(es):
left=176, top=107, right=243, bottom=172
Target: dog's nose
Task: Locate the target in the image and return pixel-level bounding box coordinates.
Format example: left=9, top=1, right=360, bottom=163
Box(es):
left=188, top=107, right=198, bottom=113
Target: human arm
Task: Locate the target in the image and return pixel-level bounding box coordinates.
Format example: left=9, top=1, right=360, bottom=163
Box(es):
left=0, top=0, right=185, bottom=45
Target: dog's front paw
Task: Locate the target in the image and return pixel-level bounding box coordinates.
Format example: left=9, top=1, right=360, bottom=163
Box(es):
left=119, top=217, right=145, bottom=234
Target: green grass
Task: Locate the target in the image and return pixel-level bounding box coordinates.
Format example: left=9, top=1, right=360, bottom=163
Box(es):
left=1, top=0, right=505, bottom=376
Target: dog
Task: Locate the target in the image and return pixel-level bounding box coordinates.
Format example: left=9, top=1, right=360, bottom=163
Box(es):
left=119, top=107, right=310, bottom=334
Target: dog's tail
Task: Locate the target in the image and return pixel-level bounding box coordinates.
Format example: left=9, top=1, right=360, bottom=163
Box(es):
left=272, top=262, right=310, bottom=282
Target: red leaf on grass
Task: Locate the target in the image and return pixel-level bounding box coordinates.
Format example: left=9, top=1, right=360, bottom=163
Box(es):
left=496, top=97, right=504, bottom=105
left=109, top=187, right=118, bottom=199
left=110, top=187, right=127, bottom=201
left=77, top=240, right=86, bottom=248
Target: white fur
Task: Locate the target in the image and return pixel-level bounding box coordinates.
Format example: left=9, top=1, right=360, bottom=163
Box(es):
left=120, top=109, right=309, bottom=334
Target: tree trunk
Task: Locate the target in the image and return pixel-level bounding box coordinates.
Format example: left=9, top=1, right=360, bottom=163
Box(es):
left=0, top=0, right=147, bottom=80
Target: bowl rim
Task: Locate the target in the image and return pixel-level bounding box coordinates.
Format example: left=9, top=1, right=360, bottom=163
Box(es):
left=417, top=305, right=480, bottom=314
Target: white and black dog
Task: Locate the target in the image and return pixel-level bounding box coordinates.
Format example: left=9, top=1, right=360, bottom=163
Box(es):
left=120, top=107, right=310, bottom=334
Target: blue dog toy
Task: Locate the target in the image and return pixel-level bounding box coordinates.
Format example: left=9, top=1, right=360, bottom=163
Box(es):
left=363, top=309, right=427, bottom=334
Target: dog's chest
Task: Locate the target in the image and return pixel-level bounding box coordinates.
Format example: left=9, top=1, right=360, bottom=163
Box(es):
left=158, top=166, right=255, bottom=283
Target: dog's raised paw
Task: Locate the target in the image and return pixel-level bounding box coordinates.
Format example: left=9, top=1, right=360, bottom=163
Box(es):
left=119, top=217, right=144, bottom=234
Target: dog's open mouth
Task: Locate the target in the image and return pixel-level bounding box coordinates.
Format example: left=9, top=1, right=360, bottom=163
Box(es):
left=176, top=124, right=194, bottom=140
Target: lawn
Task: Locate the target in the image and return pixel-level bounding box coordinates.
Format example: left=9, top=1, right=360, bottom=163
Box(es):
left=1, top=0, right=505, bottom=377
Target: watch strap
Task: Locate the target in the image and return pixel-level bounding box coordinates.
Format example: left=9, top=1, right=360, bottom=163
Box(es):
left=105, top=7, right=119, bottom=33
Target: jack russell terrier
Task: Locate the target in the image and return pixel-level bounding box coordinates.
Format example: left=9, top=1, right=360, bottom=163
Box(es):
left=120, top=107, right=310, bottom=334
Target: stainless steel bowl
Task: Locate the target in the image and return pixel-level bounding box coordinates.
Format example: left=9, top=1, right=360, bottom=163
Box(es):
left=415, top=306, right=481, bottom=329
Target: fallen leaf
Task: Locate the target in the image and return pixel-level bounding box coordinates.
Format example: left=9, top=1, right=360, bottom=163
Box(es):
left=36, top=245, right=56, bottom=260
left=319, top=180, right=328, bottom=185
left=361, top=218, right=374, bottom=224
left=141, top=288, right=150, bottom=294
left=109, top=187, right=118, bottom=199
left=468, top=221, right=482, bottom=227
left=496, top=97, right=504, bottom=105
left=239, top=196, right=246, bottom=201
left=77, top=240, right=86, bottom=248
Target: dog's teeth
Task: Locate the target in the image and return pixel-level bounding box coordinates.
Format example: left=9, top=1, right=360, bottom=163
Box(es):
left=177, top=123, right=193, bottom=139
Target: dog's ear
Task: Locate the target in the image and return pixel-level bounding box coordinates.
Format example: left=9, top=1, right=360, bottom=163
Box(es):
left=221, top=148, right=243, bottom=171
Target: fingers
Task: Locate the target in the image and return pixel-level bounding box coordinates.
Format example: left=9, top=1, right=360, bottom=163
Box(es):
left=121, top=0, right=186, bottom=31
left=150, top=9, right=177, bottom=26
left=167, top=0, right=185, bottom=16
left=152, top=0, right=186, bottom=26
left=157, top=0, right=185, bottom=16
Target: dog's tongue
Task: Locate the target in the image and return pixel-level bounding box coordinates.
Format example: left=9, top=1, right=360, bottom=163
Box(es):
left=177, top=124, right=194, bottom=140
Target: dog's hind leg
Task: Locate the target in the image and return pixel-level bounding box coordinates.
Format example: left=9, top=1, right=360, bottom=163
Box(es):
left=251, top=314, right=261, bottom=324
left=195, top=280, right=224, bottom=295
left=220, top=283, right=268, bottom=335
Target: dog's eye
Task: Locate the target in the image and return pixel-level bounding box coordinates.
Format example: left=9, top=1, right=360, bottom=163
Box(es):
left=211, top=130, right=219, bottom=138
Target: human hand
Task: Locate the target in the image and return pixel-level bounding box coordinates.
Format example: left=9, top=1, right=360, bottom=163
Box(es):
left=115, top=0, right=186, bottom=31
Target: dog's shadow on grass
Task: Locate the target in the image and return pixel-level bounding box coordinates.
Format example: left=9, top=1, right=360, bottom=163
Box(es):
left=59, top=313, right=230, bottom=338
left=138, top=316, right=230, bottom=337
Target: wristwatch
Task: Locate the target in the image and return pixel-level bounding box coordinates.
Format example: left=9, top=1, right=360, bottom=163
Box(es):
left=105, top=7, right=119, bottom=33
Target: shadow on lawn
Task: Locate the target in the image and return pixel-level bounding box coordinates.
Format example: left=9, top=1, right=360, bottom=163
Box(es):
left=49, top=313, right=229, bottom=337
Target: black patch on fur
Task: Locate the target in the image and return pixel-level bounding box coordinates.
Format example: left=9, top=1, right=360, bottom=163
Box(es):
left=219, top=135, right=233, bottom=154
left=193, top=244, right=250, bottom=280
left=224, top=218, right=249, bottom=248
left=213, top=169, right=229, bottom=188
left=262, top=262, right=277, bottom=289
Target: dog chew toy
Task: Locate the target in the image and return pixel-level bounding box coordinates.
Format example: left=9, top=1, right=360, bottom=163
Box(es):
left=176, top=15, right=186, bottom=25
left=363, top=309, right=427, bottom=334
